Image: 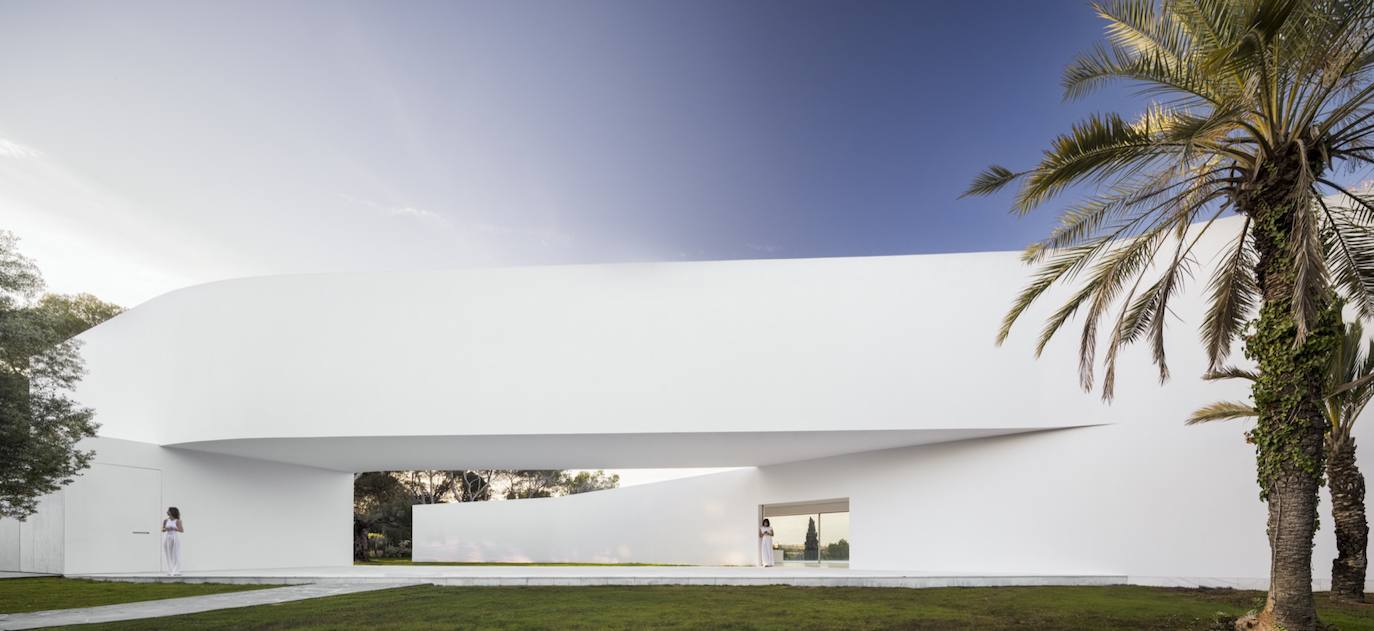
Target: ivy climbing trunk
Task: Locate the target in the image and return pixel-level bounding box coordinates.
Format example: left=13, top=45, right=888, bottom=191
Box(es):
left=1239, top=146, right=1341, bottom=631
left=1328, top=434, right=1368, bottom=602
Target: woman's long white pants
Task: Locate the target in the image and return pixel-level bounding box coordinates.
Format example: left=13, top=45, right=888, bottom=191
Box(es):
left=163, top=534, right=181, bottom=575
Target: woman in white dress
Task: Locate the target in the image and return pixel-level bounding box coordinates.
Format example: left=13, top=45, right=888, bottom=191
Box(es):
left=161, top=506, right=183, bottom=576
left=759, top=518, right=775, bottom=567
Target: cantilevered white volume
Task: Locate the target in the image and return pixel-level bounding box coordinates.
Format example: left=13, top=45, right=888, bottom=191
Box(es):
left=0, top=217, right=1366, bottom=587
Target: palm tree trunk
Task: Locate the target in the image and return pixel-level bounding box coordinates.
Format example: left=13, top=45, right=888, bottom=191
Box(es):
left=1246, top=305, right=1335, bottom=631
left=1251, top=437, right=1325, bottom=631
left=1240, top=151, right=1340, bottom=631
left=1328, top=435, right=1368, bottom=602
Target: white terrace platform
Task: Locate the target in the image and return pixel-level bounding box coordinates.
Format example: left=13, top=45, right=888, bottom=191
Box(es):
left=73, top=565, right=1127, bottom=589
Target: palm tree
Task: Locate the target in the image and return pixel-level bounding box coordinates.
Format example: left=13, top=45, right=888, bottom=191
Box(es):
left=1326, top=329, right=1373, bottom=602
left=1192, top=320, right=1371, bottom=602
left=963, top=2, right=1374, bottom=628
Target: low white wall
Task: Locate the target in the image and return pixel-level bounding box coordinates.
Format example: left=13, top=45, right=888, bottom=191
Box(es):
left=415, top=469, right=762, bottom=566
left=7, top=437, right=353, bottom=575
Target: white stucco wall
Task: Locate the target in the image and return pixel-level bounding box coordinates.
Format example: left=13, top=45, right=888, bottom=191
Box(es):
left=414, top=469, right=762, bottom=566
left=5, top=437, right=353, bottom=575
left=0, top=494, right=63, bottom=574
left=0, top=519, right=16, bottom=571
left=19, top=495, right=64, bottom=574
left=415, top=387, right=1374, bottom=587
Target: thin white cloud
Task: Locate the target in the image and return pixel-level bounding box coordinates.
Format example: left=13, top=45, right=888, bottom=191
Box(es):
left=0, top=138, right=41, bottom=160
left=388, top=205, right=443, bottom=221
left=340, top=194, right=449, bottom=225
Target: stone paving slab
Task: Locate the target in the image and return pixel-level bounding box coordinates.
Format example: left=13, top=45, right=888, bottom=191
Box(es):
left=0, top=582, right=411, bottom=630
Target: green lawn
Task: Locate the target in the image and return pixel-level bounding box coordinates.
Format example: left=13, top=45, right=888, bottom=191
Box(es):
left=45, top=584, right=1374, bottom=630
left=0, top=577, right=272, bottom=614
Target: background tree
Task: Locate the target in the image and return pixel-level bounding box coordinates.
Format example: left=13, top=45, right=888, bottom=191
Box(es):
left=1323, top=325, right=1372, bottom=602
left=501, top=470, right=564, bottom=499
left=559, top=470, right=620, bottom=495
left=804, top=517, right=819, bottom=561
left=0, top=231, right=120, bottom=519
left=964, top=2, right=1374, bottom=628
left=824, top=538, right=849, bottom=561
left=1191, top=319, right=1373, bottom=602
left=352, top=468, right=621, bottom=559
left=31, top=294, right=123, bottom=341
left=396, top=470, right=461, bottom=505
left=457, top=470, right=494, bottom=502
left=353, top=472, right=409, bottom=561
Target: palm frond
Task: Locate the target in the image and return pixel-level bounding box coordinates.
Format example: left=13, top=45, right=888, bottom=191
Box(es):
left=1187, top=400, right=1258, bottom=424
left=1319, top=193, right=1374, bottom=318
left=995, top=243, right=1101, bottom=346
left=1287, top=178, right=1329, bottom=342
left=1036, top=228, right=1168, bottom=363
left=963, top=165, right=1022, bottom=198
left=1015, top=112, right=1175, bottom=213
left=1203, top=365, right=1261, bottom=381
left=1200, top=216, right=1256, bottom=368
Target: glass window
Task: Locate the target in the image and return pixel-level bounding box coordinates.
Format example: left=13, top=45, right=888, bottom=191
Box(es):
left=818, top=511, right=849, bottom=561
left=762, top=508, right=849, bottom=565
left=768, top=513, right=814, bottom=562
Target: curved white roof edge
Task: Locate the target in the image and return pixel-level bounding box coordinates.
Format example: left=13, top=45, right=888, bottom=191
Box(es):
left=122, top=248, right=1026, bottom=312
left=71, top=217, right=1246, bottom=469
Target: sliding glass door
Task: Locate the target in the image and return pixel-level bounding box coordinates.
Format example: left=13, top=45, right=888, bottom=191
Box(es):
left=760, top=499, right=849, bottom=566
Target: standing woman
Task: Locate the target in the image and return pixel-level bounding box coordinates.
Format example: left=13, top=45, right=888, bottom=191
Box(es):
left=758, top=519, right=775, bottom=567
left=161, top=507, right=183, bottom=576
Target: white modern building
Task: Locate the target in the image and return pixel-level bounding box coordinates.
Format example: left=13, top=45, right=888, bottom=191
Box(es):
left=1, top=220, right=1368, bottom=587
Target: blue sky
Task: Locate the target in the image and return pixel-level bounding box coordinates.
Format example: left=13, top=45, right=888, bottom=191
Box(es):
left=0, top=0, right=1135, bottom=306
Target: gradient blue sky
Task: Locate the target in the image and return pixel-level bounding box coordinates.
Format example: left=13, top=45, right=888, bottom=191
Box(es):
left=0, top=0, right=1135, bottom=307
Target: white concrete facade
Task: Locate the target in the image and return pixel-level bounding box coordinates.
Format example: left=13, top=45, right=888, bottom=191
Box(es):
left=3, top=218, right=1368, bottom=587
left=0, top=437, right=350, bottom=575
left=415, top=422, right=1373, bottom=589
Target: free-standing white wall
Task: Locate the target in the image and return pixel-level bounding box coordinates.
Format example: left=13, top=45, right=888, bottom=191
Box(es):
left=56, top=437, right=351, bottom=575
left=414, top=469, right=763, bottom=566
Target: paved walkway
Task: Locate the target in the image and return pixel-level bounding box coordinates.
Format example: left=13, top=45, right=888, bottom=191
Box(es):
left=75, top=564, right=1127, bottom=589
left=0, top=582, right=409, bottom=630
